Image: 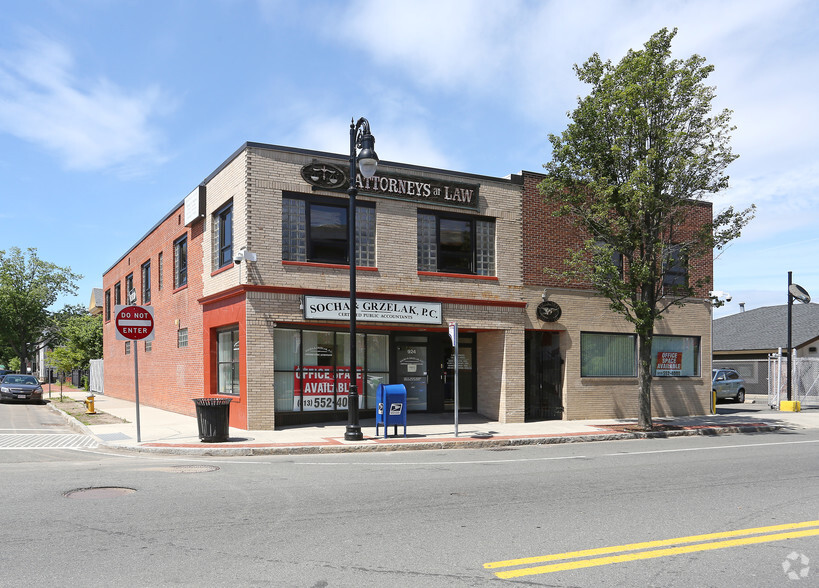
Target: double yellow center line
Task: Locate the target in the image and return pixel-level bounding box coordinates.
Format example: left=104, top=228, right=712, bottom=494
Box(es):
left=484, top=520, right=819, bottom=579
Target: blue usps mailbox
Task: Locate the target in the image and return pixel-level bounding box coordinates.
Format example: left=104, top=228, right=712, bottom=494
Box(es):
left=376, top=383, right=407, bottom=438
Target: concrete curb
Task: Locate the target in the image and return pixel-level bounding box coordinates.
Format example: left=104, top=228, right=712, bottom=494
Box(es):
left=78, top=423, right=784, bottom=457
left=46, top=401, right=99, bottom=438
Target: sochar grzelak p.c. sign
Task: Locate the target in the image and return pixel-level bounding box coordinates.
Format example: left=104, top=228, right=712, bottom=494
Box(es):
left=114, top=305, right=155, bottom=342
left=301, top=162, right=480, bottom=210
left=303, top=296, right=442, bottom=325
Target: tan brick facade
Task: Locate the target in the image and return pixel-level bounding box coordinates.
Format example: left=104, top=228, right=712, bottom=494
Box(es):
left=520, top=171, right=713, bottom=420
left=102, top=143, right=713, bottom=430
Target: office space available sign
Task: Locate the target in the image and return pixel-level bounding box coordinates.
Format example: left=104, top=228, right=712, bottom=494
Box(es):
left=303, top=296, right=442, bottom=325
left=655, top=352, right=683, bottom=376
left=293, top=366, right=364, bottom=411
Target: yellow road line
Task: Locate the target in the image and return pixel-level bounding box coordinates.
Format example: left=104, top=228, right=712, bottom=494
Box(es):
left=485, top=520, right=819, bottom=579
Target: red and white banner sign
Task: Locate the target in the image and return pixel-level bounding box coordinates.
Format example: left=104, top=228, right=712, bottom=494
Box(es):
left=655, top=351, right=682, bottom=376
left=294, top=366, right=364, bottom=411
left=114, top=305, right=155, bottom=341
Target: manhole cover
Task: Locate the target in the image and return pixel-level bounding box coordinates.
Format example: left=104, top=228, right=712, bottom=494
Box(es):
left=154, top=465, right=220, bottom=474
left=65, top=487, right=137, bottom=499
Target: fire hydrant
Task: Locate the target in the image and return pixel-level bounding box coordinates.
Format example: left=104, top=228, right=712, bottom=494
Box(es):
left=84, top=395, right=96, bottom=414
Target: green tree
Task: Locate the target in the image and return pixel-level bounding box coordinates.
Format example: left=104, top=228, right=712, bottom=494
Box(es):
left=0, top=247, right=82, bottom=373
left=540, top=28, right=754, bottom=429
left=46, top=347, right=82, bottom=399
left=57, top=311, right=103, bottom=370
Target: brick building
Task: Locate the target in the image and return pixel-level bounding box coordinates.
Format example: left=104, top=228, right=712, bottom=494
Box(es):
left=102, top=142, right=713, bottom=430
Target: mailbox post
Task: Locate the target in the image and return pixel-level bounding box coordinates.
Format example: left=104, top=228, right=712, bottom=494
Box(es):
left=376, top=383, right=407, bottom=438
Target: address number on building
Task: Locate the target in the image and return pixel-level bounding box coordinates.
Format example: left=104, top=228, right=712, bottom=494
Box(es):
left=294, top=394, right=363, bottom=411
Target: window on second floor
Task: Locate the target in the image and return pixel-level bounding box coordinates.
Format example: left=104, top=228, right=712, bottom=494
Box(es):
left=663, top=245, right=688, bottom=294
left=213, top=202, right=233, bottom=269
left=174, top=235, right=188, bottom=288
left=114, top=282, right=121, bottom=306
left=282, top=194, right=375, bottom=266
left=141, top=260, right=151, bottom=304
left=594, top=239, right=624, bottom=279
left=417, top=211, right=495, bottom=276
left=104, top=289, right=111, bottom=321
left=125, top=273, right=134, bottom=303
left=158, top=251, right=163, bottom=291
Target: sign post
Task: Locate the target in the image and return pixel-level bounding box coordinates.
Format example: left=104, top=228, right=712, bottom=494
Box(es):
left=448, top=321, right=459, bottom=437
left=114, top=305, right=155, bottom=443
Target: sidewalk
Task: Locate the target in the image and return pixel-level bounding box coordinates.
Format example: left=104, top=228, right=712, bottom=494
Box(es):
left=48, top=390, right=819, bottom=456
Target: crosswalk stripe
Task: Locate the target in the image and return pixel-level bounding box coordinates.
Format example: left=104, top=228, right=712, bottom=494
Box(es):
left=0, top=434, right=98, bottom=449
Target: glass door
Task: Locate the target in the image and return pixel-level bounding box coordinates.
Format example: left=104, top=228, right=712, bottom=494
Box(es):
left=396, top=337, right=428, bottom=411
left=443, top=336, right=474, bottom=411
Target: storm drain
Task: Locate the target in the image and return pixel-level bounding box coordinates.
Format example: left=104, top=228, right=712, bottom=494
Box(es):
left=65, top=487, right=137, bottom=499
left=488, top=447, right=518, bottom=452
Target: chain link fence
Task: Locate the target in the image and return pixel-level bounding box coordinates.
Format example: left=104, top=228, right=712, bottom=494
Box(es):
left=765, top=354, right=819, bottom=408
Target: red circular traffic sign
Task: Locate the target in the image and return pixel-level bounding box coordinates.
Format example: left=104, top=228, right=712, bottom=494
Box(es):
left=115, top=305, right=154, bottom=340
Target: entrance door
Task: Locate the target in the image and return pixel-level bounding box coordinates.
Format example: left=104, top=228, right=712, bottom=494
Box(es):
left=442, top=336, right=475, bottom=412
left=525, top=332, right=564, bottom=420
left=396, top=337, right=428, bottom=411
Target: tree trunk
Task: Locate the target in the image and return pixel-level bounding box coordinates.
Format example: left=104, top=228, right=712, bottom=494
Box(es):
left=637, top=333, right=653, bottom=430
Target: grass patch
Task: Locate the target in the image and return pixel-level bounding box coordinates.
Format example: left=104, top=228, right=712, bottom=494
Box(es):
left=49, top=397, right=128, bottom=426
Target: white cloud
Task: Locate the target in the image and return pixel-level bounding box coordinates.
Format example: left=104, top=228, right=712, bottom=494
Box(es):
left=333, top=0, right=522, bottom=91
left=266, top=91, right=455, bottom=172
left=0, top=33, right=170, bottom=176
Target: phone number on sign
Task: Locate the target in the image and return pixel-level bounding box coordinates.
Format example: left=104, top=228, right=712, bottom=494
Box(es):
left=294, top=394, right=363, bottom=411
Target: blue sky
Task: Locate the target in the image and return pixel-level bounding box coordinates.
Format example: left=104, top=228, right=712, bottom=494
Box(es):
left=1, top=0, right=817, bottom=319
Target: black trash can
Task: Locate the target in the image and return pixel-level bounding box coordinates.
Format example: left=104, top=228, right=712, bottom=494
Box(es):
left=193, top=398, right=232, bottom=442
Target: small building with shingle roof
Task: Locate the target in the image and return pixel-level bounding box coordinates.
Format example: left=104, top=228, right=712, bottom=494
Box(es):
left=713, top=304, right=819, bottom=360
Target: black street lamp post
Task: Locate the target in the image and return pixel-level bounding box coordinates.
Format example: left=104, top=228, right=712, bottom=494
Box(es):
left=786, top=271, right=811, bottom=403
left=345, top=117, right=378, bottom=441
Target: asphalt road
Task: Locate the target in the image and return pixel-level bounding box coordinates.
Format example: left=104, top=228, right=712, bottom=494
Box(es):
left=1, top=402, right=817, bottom=587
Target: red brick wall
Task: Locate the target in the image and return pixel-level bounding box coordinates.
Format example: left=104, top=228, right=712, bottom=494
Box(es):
left=522, top=171, right=713, bottom=297
left=102, top=207, right=205, bottom=418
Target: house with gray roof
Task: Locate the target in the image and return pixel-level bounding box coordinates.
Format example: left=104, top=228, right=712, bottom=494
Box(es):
left=713, top=304, right=819, bottom=397
left=713, top=303, right=819, bottom=360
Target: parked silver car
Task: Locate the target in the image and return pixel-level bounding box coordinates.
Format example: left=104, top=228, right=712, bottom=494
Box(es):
left=712, top=368, right=745, bottom=403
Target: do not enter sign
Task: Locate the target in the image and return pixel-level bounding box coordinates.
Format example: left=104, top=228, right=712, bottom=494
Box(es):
left=114, top=305, right=155, bottom=341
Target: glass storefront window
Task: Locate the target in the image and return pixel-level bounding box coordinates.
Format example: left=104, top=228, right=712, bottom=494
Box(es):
left=217, top=327, right=239, bottom=395
left=366, top=334, right=389, bottom=408
left=274, top=329, right=389, bottom=414
left=651, top=335, right=700, bottom=376
left=581, top=332, right=637, bottom=377
left=303, top=330, right=335, bottom=366
left=274, top=329, right=300, bottom=411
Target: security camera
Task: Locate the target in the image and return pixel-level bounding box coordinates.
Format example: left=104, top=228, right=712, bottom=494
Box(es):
left=709, top=290, right=731, bottom=302
left=233, top=251, right=244, bottom=264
